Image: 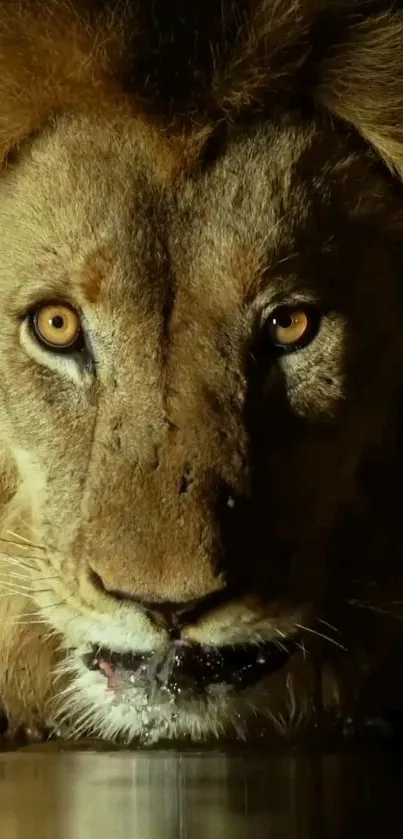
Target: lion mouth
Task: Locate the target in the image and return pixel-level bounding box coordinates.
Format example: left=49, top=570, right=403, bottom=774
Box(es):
left=83, top=637, right=299, bottom=696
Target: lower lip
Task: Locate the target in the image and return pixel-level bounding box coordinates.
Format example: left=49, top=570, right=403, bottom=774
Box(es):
left=83, top=638, right=298, bottom=693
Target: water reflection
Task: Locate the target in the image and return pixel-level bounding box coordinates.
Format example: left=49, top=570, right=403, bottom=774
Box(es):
left=0, top=747, right=402, bottom=838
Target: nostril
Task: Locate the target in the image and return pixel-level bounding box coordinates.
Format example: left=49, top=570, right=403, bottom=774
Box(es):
left=143, top=604, right=182, bottom=637
left=88, top=567, right=105, bottom=592
left=142, top=589, right=231, bottom=635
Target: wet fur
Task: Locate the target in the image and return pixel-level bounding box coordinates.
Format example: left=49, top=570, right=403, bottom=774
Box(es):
left=1, top=1, right=403, bottom=743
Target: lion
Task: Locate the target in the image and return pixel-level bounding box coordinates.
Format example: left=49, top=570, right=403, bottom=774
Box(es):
left=1, top=0, right=403, bottom=746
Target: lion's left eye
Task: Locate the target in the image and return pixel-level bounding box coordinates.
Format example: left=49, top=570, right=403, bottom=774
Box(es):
left=266, top=305, right=319, bottom=352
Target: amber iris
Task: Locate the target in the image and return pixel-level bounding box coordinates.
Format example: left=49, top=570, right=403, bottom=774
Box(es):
left=32, top=303, right=82, bottom=350
left=268, top=307, right=311, bottom=349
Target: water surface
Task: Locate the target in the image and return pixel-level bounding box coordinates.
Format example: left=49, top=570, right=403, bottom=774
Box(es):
left=0, top=745, right=401, bottom=838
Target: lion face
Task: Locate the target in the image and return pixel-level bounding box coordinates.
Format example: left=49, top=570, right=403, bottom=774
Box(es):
left=0, top=105, right=402, bottom=744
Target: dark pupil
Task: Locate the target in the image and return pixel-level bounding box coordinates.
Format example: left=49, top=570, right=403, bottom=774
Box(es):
left=51, top=316, right=64, bottom=329
left=276, top=312, right=293, bottom=329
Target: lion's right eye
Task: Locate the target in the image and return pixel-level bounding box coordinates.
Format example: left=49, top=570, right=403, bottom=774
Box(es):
left=29, top=302, right=84, bottom=353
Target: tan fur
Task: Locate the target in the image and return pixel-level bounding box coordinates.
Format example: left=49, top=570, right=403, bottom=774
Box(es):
left=1, top=1, right=403, bottom=744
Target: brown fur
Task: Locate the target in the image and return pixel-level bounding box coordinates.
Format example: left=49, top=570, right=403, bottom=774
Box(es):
left=1, top=0, right=403, bottom=744
left=316, top=6, right=403, bottom=175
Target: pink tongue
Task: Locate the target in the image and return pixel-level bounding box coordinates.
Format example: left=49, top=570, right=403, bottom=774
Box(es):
left=98, top=659, right=119, bottom=691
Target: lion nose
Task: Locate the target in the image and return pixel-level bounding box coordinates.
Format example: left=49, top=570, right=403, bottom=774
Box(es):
left=88, top=567, right=230, bottom=636
left=141, top=592, right=225, bottom=637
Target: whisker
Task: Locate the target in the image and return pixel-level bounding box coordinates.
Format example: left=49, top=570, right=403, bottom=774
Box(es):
left=0, top=600, right=68, bottom=623
left=37, top=599, right=68, bottom=612
left=0, top=570, right=33, bottom=582
left=0, top=552, right=41, bottom=569
left=0, top=535, right=44, bottom=553
left=274, top=640, right=289, bottom=655
left=0, top=568, right=60, bottom=591
left=1, top=568, right=37, bottom=580
left=347, top=599, right=403, bottom=618
left=0, top=617, right=48, bottom=626
left=0, top=603, right=66, bottom=623
left=70, top=714, right=97, bottom=740
left=5, top=529, right=46, bottom=551
left=0, top=533, right=61, bottom=557
left=317, top=618, right=340, bottom=635
left=296, top=640, right=308, bottom=660
left=295, top=623, right=347, bottom=651
left=0, top=582, right=34, bottom=594
left=271, top=251, right=299, bottom=270
left=5, top=529, right=41, bottom=547
left=0, top=578, right=37, bottom=591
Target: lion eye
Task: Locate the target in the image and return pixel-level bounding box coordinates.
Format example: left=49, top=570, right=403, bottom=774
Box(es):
left=266, top=305, right=318, bottom=352
left=30, top=302, right=83, bottom=352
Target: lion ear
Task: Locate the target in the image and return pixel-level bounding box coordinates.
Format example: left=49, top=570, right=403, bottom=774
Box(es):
left=316, top=10, right=403, bottom=177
